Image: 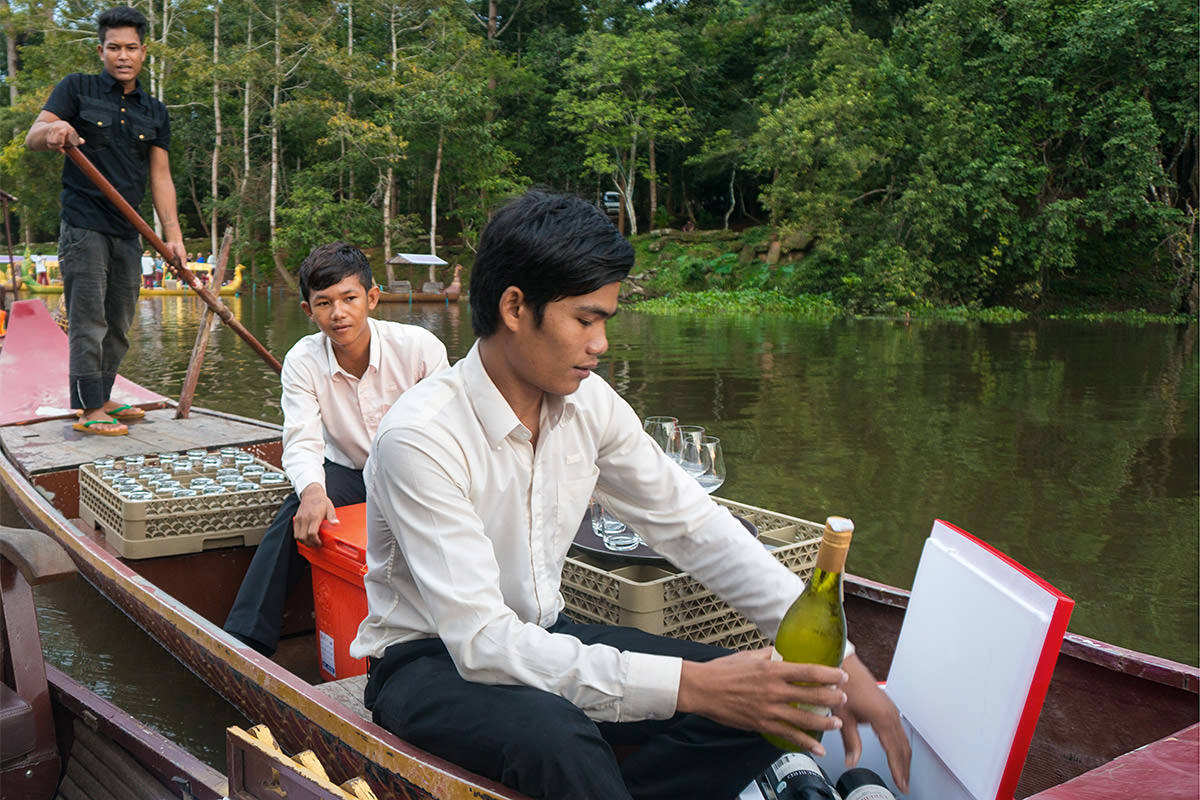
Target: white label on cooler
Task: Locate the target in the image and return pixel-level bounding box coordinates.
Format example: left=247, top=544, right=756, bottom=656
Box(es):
left=319, top=630, right=336, bottom=678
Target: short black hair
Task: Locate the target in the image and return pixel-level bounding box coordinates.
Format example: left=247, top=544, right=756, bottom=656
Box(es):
left=298, top=242, right=374, bottom=302
left=470, top=190, right=633, bottom=337
left=98, top=6, right=148, bottom=44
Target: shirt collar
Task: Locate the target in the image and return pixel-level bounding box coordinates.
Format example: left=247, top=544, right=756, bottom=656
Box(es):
left=461, top=340, right=578, bottom=448
left=99, top=70, right=143, bottom=100
left=322, top=317, right=379, bottom=379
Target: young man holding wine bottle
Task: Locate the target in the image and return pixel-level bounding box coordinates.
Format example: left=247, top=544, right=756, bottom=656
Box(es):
left=353, top=190, right=911, bottom=800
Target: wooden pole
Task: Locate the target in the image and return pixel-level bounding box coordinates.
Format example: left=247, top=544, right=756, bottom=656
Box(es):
left=63, top=146, right=282, bottom=374
left=1, top=191, right=17, bottom=297
left=176, top=227, right=233, bottom=418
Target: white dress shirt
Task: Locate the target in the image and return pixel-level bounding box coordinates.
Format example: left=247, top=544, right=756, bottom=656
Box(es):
left=280, top=317, right=449, bottom=495
left=352, top=341, right=820, bottom=723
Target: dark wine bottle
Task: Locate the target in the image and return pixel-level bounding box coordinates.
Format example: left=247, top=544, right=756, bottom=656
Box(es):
left=835, top=767, right=896, bottom=800
left=764, top=516, right=852, bottom=749
left=756, top=752, right=841, bottom=800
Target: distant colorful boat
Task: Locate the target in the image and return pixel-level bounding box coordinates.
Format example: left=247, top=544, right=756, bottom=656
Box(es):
left=379, top=255, right=463, bottom=303
left=21, top=262, right=245, bottom=297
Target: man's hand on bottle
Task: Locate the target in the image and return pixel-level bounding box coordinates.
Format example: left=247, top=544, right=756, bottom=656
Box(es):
left=677, top=648, right=848, bottom=756
left=834, top=654, right=912, bottom=794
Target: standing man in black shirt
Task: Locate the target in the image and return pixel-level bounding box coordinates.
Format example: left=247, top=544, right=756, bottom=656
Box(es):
left=26, top=6, right=186, bottom=436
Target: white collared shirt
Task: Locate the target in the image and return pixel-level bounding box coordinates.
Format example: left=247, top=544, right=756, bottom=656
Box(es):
left=351, top=341, right=815, bottom=723
left=279, top=317, right=449, bottom=495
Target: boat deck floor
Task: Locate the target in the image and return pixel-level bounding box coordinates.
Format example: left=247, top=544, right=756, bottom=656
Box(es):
left=1, top=408, right=279, bottom=476
left=321, top=674, right=370, bottom=722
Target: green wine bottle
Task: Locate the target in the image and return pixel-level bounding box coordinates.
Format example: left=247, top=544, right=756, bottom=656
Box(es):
left=764, top=516, right=853, bottom=751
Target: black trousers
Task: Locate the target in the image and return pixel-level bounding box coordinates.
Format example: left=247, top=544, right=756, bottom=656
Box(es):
left=363, top=618, right=782, bottom=800
left=223, top=460, right=365, bottom=656
left=58, top=221, right=142, bottom=409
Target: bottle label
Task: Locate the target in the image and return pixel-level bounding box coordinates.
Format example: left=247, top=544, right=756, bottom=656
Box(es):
left=768, top=752, right=823, bottom=782
left=843, top=788, right=894, bottom=800
left=769, top=650, right=833, bottom=720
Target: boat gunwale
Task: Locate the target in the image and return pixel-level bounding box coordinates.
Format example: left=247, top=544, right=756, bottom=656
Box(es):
left=842, top=574, right=1200, bottom=694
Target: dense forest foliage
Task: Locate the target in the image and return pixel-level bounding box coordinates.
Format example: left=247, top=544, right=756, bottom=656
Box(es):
left=0, top=0, right=1194, bottom=312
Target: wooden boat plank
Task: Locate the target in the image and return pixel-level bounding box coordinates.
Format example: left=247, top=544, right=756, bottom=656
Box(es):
left=319, top=675, right=370, bottom=723
left=1, top=408, right=280, bottom=475
left=0, top=300, right=166, bottom=426
left=47, top=664, right=228, bottom=800
left=1026, top=723, right=1199, bottom=799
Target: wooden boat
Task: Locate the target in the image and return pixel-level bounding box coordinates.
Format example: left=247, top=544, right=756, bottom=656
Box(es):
left=20, top=262, right=245, bottom=297
left=1, top=523, right=383, bottom=800
left=0, top=298, right=1195, bottom=799
left=378, top=260, right=463, bottom=303
left=0, top=525, right=228, bottom=800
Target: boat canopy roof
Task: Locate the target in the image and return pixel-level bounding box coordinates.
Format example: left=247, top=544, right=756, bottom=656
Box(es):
left=386, top=253, right=447, bottom=266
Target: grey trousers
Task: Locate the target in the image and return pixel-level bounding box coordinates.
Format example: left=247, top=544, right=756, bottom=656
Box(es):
left=58, top=221, right=142, bottom=410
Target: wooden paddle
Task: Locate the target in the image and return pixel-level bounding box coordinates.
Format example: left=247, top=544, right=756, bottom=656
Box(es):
left=63, top=146, right=282, bottom=374
left=176, top=227, right=233, bottom=418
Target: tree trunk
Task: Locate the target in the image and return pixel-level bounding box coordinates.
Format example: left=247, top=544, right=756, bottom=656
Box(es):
left=269, top=0, right=296, bottom=290
left=383, top=5, right=397, bottom=286
left=4, top=0, right=17, bottom=107
left=384, top=167, right=395, bottom=285
left=429, top=127, right=443, bottom=263
left=210, top=4, right=221, bottom=256
left=648, top=136, right=657, bottom=227
left=624, top=133, right=639, bottom=236
left=345, top=0, right=353, bottom=202
left=236, top=17, right=252, bottom=270
left=724, top=165, right=735, bottom=230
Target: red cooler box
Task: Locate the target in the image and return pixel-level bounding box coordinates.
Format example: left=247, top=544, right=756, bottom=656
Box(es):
left=297, top=503, right=369, bottom=682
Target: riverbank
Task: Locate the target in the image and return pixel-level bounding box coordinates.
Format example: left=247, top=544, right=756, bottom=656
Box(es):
left=624, top=226, right=1196, bottom=325
left=630, top=288, right=1195, bottom=325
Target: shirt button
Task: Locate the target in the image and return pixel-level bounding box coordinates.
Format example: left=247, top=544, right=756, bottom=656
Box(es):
left=120, top=119, right=126, bottom=124
left=138, top=134, right=144, bottom=139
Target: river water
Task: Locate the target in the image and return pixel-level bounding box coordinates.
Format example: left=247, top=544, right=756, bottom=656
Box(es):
left=27, top=291, right=1199, bottom=769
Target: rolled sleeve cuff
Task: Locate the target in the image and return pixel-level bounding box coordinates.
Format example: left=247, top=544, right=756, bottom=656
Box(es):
left=288, top=466, right=325, bottom=497
left=618, top=652, right=682, bottom=722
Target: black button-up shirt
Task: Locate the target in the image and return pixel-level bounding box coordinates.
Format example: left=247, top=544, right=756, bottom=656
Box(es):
left=43, top=71, right=171, bottom=239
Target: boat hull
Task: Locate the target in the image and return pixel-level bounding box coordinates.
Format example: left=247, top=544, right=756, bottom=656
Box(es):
left=21, top=262, right=245, bottom=297
left=378, top=290, right=462, bottom=303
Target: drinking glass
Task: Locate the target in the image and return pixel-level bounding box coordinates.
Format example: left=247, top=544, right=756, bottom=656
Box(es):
left=643, top=416, right=679, bottom=454
left=589, top=497, right=642, bottom=552
left=694, top=438, right=726, bottom=494
left=673, top=425, right=705, bottom=466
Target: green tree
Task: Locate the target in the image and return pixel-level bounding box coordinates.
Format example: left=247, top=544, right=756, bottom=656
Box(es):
left=554, top=27, right=692, bottom=235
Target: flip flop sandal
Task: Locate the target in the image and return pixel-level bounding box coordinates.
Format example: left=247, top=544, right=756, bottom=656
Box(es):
left=107, top=404, right=146, bottom=420
left=73, top=419, right=129, bottom=436
left=74, top=405, right=146, bottom=420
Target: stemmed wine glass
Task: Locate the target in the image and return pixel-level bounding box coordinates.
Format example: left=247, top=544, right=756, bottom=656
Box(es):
left=643, top=416, right=679, bottom=455
left=695, top=438, right=726, bottom=494
left=672, top=425, right=705, bottom=466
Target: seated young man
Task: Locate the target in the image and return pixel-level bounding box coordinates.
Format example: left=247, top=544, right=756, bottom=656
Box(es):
left=224, top=242, right=449, bottom=656
left=352, top=191, right=912, bottom=800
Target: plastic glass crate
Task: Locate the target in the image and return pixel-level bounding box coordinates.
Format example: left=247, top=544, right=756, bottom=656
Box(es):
left=560, top=497, right=823, bottom=650
left=79, top=452, right=292, bottom=558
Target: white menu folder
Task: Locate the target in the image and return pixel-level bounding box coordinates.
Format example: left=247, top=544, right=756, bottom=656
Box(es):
left=816, top=519, right=1074, bottom=800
